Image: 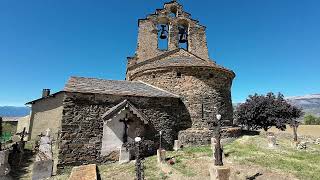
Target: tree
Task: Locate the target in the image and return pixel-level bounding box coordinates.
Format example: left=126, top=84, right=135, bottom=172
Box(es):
left=285, top=104, right=304, bottom=142
left=234, top=92, right=303, bottom=133
left=304, top=114, right=320, bottom=125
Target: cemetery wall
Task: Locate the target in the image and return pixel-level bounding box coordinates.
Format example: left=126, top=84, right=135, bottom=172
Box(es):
left=14, top=115, right=31, bottom=141
left=58, top=92, right=191, bottom=166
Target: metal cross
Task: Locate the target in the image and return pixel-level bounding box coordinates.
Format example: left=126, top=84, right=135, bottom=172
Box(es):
left=16, top=127, right=30, bottom=142
left=120, top=114, right=132, bottom=143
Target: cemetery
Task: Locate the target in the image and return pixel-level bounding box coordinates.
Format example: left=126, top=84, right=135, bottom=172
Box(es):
left=1, top=113, right=319, bottom=179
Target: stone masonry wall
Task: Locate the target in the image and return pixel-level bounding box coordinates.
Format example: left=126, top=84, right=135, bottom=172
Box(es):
left=132, top=67, right=234, bottom=129
left=59, top=92, right=191, bottom=166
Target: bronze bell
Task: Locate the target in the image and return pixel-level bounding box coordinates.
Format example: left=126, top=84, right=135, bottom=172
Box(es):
left=179, top=33, right=188, bottom=43
left=178, top=27, right=188, bottom=43
left=159, top=25, right=168, bottom=39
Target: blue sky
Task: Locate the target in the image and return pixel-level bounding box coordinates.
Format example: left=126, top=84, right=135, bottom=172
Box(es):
left=0, top=0, right=319, bottom=106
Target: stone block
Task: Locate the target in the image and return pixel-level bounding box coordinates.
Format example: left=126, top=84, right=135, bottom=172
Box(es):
left=209, top=164, right=230, bottom=180
left=68, top=164, right=97, bottom=180
left=0, top=150, right=10, bottom=165
left=157, top=149, right=166, bottom=164
left=211, top=138, right=225, bottom=161
left=32, top=160, right=53, bottom=180
left=119, top=147, right=131, bottom=164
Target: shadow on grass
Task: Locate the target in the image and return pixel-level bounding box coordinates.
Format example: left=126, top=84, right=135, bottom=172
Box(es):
left=9, top=149, right=35, bottom=179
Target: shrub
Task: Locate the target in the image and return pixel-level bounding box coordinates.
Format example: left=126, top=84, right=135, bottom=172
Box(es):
left=304, top=114, right=320, bottom=125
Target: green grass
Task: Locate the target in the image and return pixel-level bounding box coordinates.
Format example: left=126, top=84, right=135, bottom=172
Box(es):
left=183, top=145, right=212, bottom=156
left=224, top=136, right=320, bottom=180
left=165, top=146, right=211, bottom=177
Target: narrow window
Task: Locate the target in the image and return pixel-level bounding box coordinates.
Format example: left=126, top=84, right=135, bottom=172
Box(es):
left=201, top=104, right=204, bottom=119
left=209, top=73, right=214, bottom=78
left=152, top=75, right=156, bottom=78
left=157, top=24, right=169, bottom=50
left=177, top=72, right=181, bottom=78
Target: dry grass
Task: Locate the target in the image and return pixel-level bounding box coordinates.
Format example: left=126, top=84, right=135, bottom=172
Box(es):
left=224, top=135, right=320, bottom=180
left=268, top=125, right=320, bottom=137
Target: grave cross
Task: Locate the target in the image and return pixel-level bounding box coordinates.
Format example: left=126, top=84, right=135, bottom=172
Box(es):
left=16, top=127, right=30, bottom=143
left=16, top=127, right=30, bottom=166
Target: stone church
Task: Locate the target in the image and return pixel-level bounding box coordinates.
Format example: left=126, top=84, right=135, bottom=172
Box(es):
left=26, top=0, right=235, bottom=167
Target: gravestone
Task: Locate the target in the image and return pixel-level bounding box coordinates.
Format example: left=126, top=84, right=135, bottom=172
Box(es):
left=0, top=150, right=11, bottom=176
left=119, top=147, right=131, bottom=164
left=157, top=149, right=166, bottom=164
left=32, top=160, right=53, bottom=180
left=267, top=133, right=277, bottom=148
left=32, top=129, right=53, bottom=180
left=69, top=164, right=97, bottom=180
left=173, top=140, right=181, bottom=151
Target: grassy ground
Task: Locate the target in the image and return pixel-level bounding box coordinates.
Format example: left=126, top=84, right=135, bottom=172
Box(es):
left=42, top=133, right=320, bottom=180
left=224, top=135, right=320, bottom=180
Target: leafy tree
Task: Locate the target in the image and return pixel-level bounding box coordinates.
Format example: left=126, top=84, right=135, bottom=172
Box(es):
left=304, top=114, right=320, bottom=125
left=234, top=92, right=303, bottom=132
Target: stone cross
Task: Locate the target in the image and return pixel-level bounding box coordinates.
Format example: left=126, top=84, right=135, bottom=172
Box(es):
left=36, top=131, right=53, bottom=161
left=45, top=128, right=51, bottom=137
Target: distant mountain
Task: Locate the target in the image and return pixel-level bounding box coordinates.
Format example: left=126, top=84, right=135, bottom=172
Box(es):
left=287, top=94, right=320, bottom=117
left=0, top=106, right=30, bottom=117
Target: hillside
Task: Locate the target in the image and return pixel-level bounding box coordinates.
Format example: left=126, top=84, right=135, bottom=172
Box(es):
left=287, top=94, right=320, bottom=117
left=0, top=106, right=30, bottom=117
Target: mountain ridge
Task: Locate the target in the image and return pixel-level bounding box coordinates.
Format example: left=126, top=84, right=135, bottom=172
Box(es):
left=0, top=106, right=30, bottom=117
left=287, top=94, right=320, bottom=117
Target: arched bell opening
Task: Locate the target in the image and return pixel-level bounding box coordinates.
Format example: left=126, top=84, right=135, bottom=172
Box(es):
left=177, top=19, right=189, bottom=50
left=157, top=17, right=170, bottom=50
left=168, top=5, right=178, bottom=18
